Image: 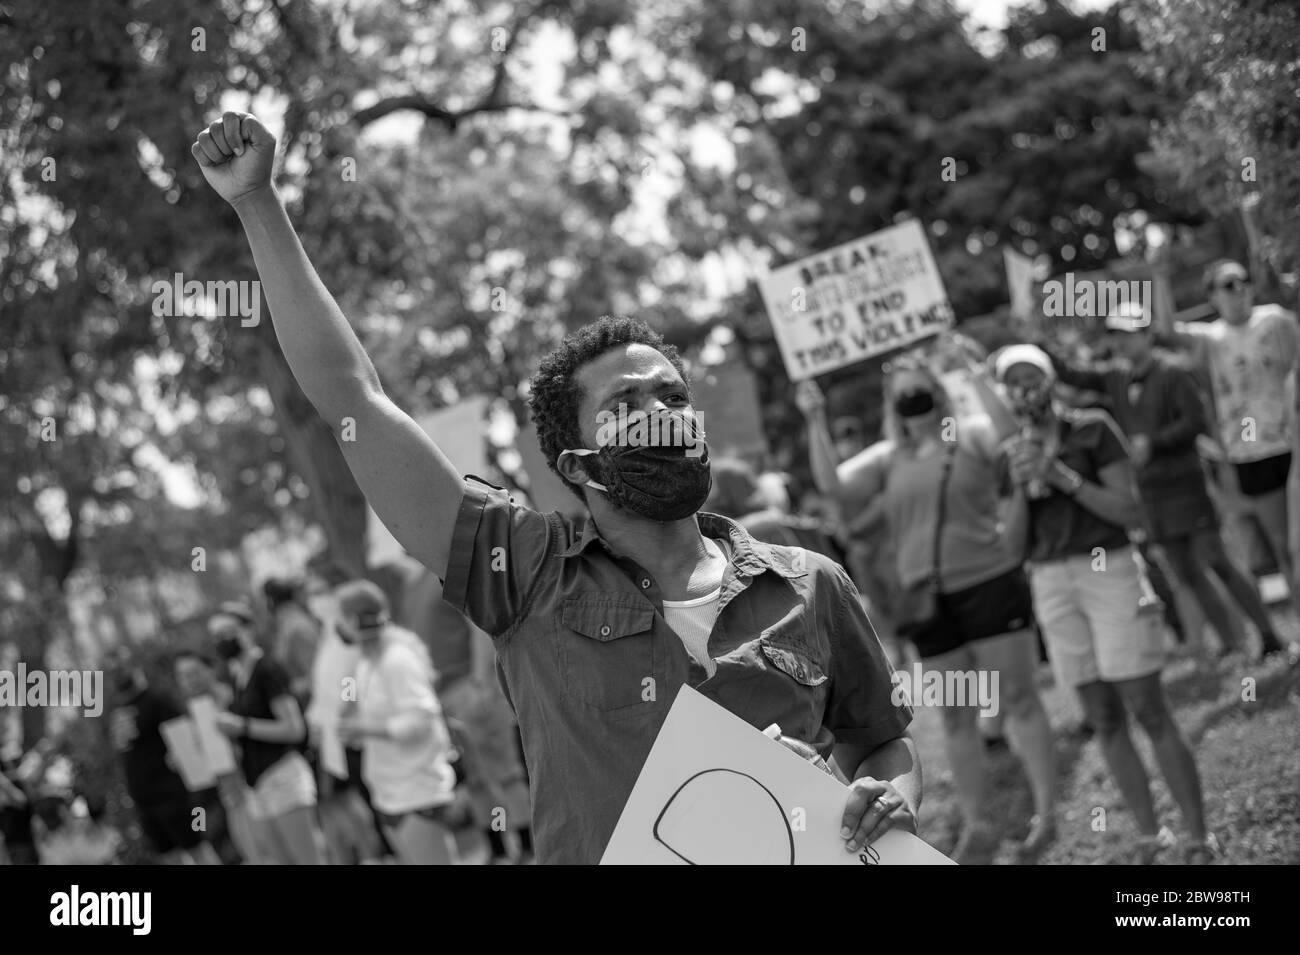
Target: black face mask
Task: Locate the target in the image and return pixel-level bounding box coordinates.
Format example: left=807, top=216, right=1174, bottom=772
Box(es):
left=893, top=390, right=936, bottom=418
left=567, top=413, right=712, bottom=522
left=214, top=635, right=243, bottom=661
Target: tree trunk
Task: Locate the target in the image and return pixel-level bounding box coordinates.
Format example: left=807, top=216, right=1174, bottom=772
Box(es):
left=19, top=503, right=81, bottom=754
left=17, top=598, right=47, bottom=757
left=255, top=334, right=369, bottom=579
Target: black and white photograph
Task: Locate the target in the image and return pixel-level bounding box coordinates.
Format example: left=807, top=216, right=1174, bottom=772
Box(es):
left=0, top=0, right=1295, bottom=930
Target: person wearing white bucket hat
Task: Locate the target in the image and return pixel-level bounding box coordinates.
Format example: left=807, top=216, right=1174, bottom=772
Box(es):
left=997, top=345, right=1217, bottom=864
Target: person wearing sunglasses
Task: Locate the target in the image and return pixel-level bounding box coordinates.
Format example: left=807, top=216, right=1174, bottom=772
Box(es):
left=996, top=345, right=1217, bottom=864
left=1158, top=260, right=1300, bottom=623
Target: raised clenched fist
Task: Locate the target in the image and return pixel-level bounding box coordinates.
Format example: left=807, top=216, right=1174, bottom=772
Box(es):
left=794, top=379, right=827, bottom=418
left=190, top=111, right=277, bottom=205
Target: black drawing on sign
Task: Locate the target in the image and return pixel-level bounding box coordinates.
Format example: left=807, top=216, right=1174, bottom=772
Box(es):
left=653, top=768, right=795, bottom=865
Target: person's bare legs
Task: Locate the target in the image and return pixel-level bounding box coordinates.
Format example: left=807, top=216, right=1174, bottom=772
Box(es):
left=318, top=787, right=383, bottom=864
left=970, top=630, right=1056, bottom=835
left=1111, top=673, right=1207, bottom=842
left=268, top=806, right=330, bottom=865
left=1075, top=681, right=1159, bottom=836
left=240, top=810, right=281, bottom=864
left=1248, top=489, right=1300, bottom=618
left=1161, top=536, right=1245, bottom=652
left=922, top=645, right=1001, bottom=862
left=384, top=812, right=459, bottom=865
left=182, top=841, right=222, bottom=865
left=1199, top=529, right=1285, bottom=651
left=924, top=645, right=987, bottom=830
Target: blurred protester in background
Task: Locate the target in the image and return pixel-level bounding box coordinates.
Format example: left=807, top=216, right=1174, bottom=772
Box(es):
left=826, top=416, right=909, bottom=667
left=303, top=568, right=388, bottom=865
left=801, top=353, right=1057, bottom=863
left=706, top=457, right=847, bottom=565
left=404, top=571, right=533, bottom=863
left=263, top=577, right=322, bottom=707
left=998, top=345, right=1215, bottom=863
left=754, top=468, right=793, bottom=515
left=108, top=649, right=221, bottom=864
left=208, top=602, right=330, bottom=864
left=335, top=580, right=460, bottom=865
left=1034, top=331, right=1189, bottom=649
left=172, top=649, right=259, bottom=865
left=1045, top=304, right=1288, bottom=661
left=1159, top=259, right=1300, bottom=620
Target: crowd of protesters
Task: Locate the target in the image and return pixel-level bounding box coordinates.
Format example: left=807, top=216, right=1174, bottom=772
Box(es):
left=0, top=569, right=532, bottom=867
left=781, top=258, right=1297, bottom=863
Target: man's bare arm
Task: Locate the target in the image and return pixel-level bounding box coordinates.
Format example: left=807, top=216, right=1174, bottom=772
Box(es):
left=192, top=111, right=463, bottom=579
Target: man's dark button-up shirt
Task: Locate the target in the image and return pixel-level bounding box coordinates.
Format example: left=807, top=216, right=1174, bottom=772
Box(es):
left=442, top=477, right=911, bottom=864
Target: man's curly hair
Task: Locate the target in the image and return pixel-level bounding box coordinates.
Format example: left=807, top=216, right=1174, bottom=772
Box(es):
left=529, top=315, right=692, bottom=502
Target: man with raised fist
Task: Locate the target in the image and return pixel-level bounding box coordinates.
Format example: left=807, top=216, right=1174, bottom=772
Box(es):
left=192, top=112, right=919, bottom=865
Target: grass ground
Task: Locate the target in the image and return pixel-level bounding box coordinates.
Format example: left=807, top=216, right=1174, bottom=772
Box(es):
left=908, top=638, right=1300, bottom=865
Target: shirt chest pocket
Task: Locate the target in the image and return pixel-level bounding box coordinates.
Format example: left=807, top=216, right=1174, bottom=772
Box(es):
left=747, top=615, right=829, bottom=743
left=756, top=607, right=828, bottom=687
left=556, top=595, right=661, bottom=716
left=760, top=642, right=828, bottom=687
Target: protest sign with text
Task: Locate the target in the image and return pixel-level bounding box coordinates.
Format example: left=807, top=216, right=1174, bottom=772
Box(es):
left=756, top=219, right=954, bottom=380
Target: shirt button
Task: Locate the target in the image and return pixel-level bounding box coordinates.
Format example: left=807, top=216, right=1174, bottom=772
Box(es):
left=641, top=579, right=651, bottom=589
left=599, top=624, right=612, bottom=637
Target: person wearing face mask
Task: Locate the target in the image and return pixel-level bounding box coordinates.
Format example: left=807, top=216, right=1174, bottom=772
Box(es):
left=996, top=344, right=1217, bottom=864
left=208, top=603, right=330, bottom=864
left=191, top=108, right=920, bottom=866
left=800, top=350, right=1057, bottom=864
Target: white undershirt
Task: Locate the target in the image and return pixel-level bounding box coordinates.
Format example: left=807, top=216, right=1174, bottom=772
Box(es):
left=661, top=538, right=730, bottom=677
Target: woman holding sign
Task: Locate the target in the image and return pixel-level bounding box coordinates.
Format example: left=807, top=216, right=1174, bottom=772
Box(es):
left=799, top=347, right=1056, bottom=864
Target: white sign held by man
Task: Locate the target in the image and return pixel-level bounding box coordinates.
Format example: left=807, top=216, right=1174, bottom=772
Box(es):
left=601, top=686, right=954, bottom=865
left=756, top=219, right=954, bottom=380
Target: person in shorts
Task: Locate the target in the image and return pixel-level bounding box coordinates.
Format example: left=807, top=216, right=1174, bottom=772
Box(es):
left=208, top=603, right=329, bottom=865
left=997, top=344, right=1217, bottom=863
left=1160, top=260, right=1300, bottom=618
left=1045, top=303, right=1288, bottom=660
